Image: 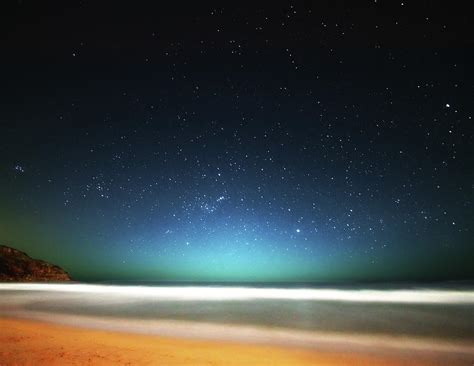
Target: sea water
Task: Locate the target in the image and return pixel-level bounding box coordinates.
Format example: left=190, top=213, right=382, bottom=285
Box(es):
left=1, top=282, right=473, bottom=353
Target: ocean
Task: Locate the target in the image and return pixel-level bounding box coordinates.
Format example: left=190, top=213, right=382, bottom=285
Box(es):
left=1, top=282, right=473, bottom=355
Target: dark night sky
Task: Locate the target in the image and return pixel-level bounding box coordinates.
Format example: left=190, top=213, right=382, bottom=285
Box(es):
left=1, top=1, right=473, bottom=282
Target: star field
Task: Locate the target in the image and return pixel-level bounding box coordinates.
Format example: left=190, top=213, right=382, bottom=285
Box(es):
left=0, top=1, right=472, bottom=282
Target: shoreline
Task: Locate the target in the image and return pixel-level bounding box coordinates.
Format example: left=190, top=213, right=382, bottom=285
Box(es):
left=1, top=317, right=473, bottom=365
left=3, top=309, right=474, bottom=355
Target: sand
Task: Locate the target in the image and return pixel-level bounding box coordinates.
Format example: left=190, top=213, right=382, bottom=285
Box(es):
left=0, top=317, right=472, bottom=365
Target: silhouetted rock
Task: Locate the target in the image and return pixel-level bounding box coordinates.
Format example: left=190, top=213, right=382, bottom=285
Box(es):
left=0, top=245, right=71, bottom=281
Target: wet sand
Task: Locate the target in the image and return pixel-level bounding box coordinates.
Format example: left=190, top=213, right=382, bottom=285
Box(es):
left=1, top=317, right=472, bottom=366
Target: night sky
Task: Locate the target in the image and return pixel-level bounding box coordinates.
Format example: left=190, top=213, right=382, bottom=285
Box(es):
left=1, top=1, right=473, bottom=282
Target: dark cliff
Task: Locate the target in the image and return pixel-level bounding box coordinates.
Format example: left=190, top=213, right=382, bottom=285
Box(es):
left=0, top=245, right=71, bottom=281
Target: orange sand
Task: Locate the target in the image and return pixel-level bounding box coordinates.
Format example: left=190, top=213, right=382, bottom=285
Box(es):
left=0, top=317, right=470, bottom=365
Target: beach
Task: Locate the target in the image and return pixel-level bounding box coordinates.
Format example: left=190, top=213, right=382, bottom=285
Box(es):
left=2, top=317, right=473, bottom=366
left=1, top=283, right=473, bottom=365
